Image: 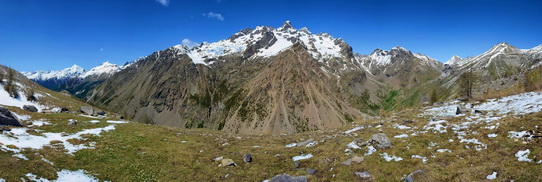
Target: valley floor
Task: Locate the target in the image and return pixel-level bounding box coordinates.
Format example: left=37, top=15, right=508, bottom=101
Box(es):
left=1, top=92, right=542, bottom=181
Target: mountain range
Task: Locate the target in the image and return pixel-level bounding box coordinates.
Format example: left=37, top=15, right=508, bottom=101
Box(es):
left=22, top=21, right=542, bottom=134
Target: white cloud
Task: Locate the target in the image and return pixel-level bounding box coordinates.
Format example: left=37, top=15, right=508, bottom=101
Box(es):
left=203, top=12, right=224, bottom=21
left=181, top=39, right=198, bottom=48
left=155, top=0, right=169, bottom=6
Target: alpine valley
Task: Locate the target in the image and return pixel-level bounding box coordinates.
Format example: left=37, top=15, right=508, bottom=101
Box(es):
left=23, top=21, right=542, bottom=135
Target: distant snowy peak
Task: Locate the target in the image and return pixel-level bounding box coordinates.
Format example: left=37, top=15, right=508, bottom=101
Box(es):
left=23, top=65, right=85, bottom=80
left=80, top=62, right=121, bottom=78
left=367, top=46, right=437, bottom=66
left=445, top=55, right=463, bottom=65
left=23, top=62, right=123, bottom=80
left=172, top=21, right=350, bottom=65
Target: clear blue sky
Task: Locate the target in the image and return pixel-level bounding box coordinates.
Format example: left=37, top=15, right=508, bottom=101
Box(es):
left=1, top=0, right=541, bottom=71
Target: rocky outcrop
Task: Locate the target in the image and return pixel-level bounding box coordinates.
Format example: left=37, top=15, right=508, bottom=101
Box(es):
left=0, top=107, right=24, bottom=126
left=23, top=105, right=38, bottom=112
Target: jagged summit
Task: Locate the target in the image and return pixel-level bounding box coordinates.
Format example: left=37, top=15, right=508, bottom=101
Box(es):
left=172, top=21, right=351, bottom=66
left=445, top=55, right=463, bottom=65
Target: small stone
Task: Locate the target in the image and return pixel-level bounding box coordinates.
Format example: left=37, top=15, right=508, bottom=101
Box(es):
left=306, top=168, right=316, bottom=175
left=294, top=162, right=301, bottom=168
left=405, top=169, right=425, bottom=182
left=243, top=153, right=252, bottom=163
left=351, top=155, right=364, bottom=163
left=23, top=105, right=38, bottom=112
left=270, top=174, right=307, bottom=182
left=221, top=159, right=236, bottom=167
left=67, top=119, right=77, bottom=125
left=354, top=171, right=371, bottom=180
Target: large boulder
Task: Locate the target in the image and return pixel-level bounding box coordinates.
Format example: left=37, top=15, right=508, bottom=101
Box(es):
left=23, top=105, right=38, bottom=112
left=0, top=107, right=24, bottom=126
left=371, top=133, right=392, bottom=149
left=221, top=159, right=236, bottom=167
left=270, top=174, right=307, bottom=182
left=80, top=106, right=94, bottom=115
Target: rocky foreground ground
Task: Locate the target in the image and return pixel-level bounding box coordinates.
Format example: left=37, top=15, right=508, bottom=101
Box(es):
left=0, top=91, right=541, bottom=181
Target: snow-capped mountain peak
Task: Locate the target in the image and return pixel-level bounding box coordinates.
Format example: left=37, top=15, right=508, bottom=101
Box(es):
left=80, top=62, right=121, bottom=78
left=172, top=21, right=350, bottom=66
left=445, top=55, right=463, bottom=65
left=22, top=64, right=86, bottom=80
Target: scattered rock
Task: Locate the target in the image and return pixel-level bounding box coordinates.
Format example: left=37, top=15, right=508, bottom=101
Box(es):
left=94, top=110, right=106, bottom=115
left=117, top=115, right=125, bottom=119
left=243, top=153, right=252, bottom=163
left=403, top=120, right=414, bottom=124
left=270, top=174, right=307, bottom=182
left=306, top=168, right=316, bottom=175
left=0, top=107, right=24, bottom=126
left=405, top=169, right=425, bottom=182
left=80, top=106, right=94, bottom=115
left=67, top=119, right=78, bottom=125
left=354, top=171, right=371, bottom=180
left=221, top=159, right=236, bottom=167
left=23, top=105, right=38, bottom=112
left=474, top=109, right=484, bottom=114
left=294, top=162, right=301, bottom=168
left=456, top=105, right=468, bottom=115
left=342, top=155, right=364, bottom=165
left=371, top=133, right=392, bottom=149
left=59, top=107, right=69, bottom=113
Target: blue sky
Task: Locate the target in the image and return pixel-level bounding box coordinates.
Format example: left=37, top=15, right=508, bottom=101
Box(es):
left=1, top=0, right=541, bottom=71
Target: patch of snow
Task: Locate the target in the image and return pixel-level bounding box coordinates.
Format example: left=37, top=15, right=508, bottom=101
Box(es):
left=26, top=169, right=98, bottom=182
left=0, top=85, right=44, bottom=112
left=515, top=149, right=532, bottom=162
left=487, top=133, right=498, bottom=138
left=305, top=141, right=317, bottom=147
left=486, top=171, right=497, bottom=180
left=380, top=153, right=403, bottom=162
left=344, top=126, right=365, bottom=134
left=12, top=153, right=29, bottom=160
left=475, top=91, right=542, bottom=115
left=0, top=125, right=116, bottom=155
left=436, top=149, right=452, bottom=153
left=31, top=120, right=51, bottom=127
left=508, top=131, right=530, bottom=138
left=347, top=141, right=361, bottom=149
left=424, top=120, right=448, bottom=133
left=365, top=146, right=377, bottom=156
left=88, top=120, right=100, bottom=124
left=393, top=124, right=411, bottom=130
left=79, top=114, right=105, bottom=119
left=106, top=120, right=129, bottom=124
left=292, top=153, right=313, bottom=161
left=12, top=113, right=31, bottom=121
left=411, top=155, right=428, bottom=163
left=460, top=138, right=487, bottom=151
left=394, top=134, right=408, bottom=138
left=285, top=143, right=297, bottom=148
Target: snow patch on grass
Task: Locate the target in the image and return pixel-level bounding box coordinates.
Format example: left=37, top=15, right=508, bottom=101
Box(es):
left=515, top=149, right=532, bottom=162
left=292, top=153, right=313, bottom=161
left=26, top=169, right=98, bottom=182
left=380, top=153, right=403, bottom=162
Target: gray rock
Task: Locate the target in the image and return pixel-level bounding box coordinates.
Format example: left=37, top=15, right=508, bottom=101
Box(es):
left=342, top=155, right=364, bottom=165
left=59, top=107, right=69, bottom=113
left=456, top=105, right=468, bottom=115
left=243, top=153, right=252, bottom=163
left=117, top=115, right=125, bottom=119
left=294, top=162, right=301, bottom=168
left=80, top=106, right=94, bottom=115
left=371, top=133, right=392, bottom=149
left=270, top=174, right=307, bottom=182
left=23, top=105, right=38, bottom=112
left=354, top=171, right=371, bottom=180
left=474, top=109, right=484, bottom=114
left=221, top=159, right=236, bottom=167
left=67, top=119, right=78, bottom=125
left=405, top=169, right=425, bottom=182
left=0, top=107, right=24, bottom=126
left=94, top=110, right=106, bottom=115
left=306, top=168, right=316, bottom=175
